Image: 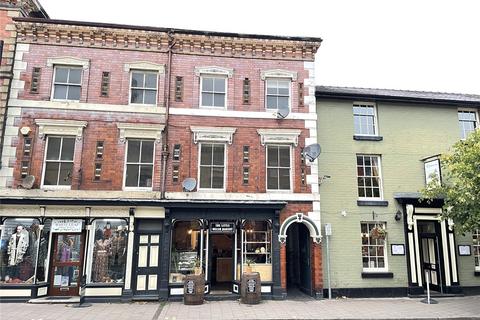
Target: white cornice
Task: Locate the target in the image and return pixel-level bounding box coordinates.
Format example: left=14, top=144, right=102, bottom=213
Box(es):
left=35, top=119, right=87, bottom=141
left=46, top=56, right=90, bottom=69
left=117, top=123, right=165, bottom=144
left=190, top=126, right=237, bottom=144
left=124, top=61, right=165, bottom=73
left=194, top=66, right=234, bottom=78
left=257, top=128, right=301, bottom=146
left=260, top=69, right=298, bottom=81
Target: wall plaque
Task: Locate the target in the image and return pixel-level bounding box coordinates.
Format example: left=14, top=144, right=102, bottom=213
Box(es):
left=209, top=222, right=235, bottom=234
left=51, top=219, right=83, bottom=233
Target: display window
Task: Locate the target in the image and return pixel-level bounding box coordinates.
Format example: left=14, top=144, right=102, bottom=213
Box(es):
left=87, top=219, right=128, bottom=284
left=0, top=218, right=50, bottom=284
left=169, top=220, right=204, bottom=284
left=240, top=220, right=272, bottom=281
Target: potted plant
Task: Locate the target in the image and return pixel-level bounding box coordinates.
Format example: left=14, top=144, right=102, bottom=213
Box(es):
left=244, top=258, right=255, bottom=273
left=370, top=225, right=387, bottom=240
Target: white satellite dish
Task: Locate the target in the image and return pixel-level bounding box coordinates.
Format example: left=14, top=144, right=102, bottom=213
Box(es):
left=20, top=175, right=35, bottom=189
left=182, top=178, right=197, bottom=192
left=303, top=144, right=321, bottom=162
left=276, top=105, right=290, bottom=119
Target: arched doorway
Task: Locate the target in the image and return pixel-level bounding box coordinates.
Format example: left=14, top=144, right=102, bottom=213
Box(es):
left=286, top=223, right=312, bottom=296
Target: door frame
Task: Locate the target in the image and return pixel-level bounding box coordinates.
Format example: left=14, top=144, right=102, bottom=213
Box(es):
left=48, top=232, right=85, bottom=296
left=418, top=230, right=443, bottom=292
left=285, top=223, right=312, bottom=296
left=131, top=231, right=162, bottom=297
left=208, top=233, right=234, bottom=292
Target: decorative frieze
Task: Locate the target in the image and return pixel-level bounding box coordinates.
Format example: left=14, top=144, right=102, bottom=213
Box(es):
left=117, top=122, right=165, bottom=144
left=260, top=69, right=298, bottom=81
left=35, top=119, right=87, bottom=141
left=257, top=129, right=301, bottom=146
left=190, top=126, right=236, bottom=144
left=194, top=66, right=234, bottom=78
left=46, top=56, right=90, bottom=69
left=124, top=61, right=165, bottom=73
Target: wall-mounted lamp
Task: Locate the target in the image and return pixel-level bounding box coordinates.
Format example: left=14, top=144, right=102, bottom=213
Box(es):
left=394, top=210, right=402, bottom=222
left=340, top=210, right=347, bottom=217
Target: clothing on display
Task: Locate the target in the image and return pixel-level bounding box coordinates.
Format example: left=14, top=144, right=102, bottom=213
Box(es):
left=7, top=226, right=29, bottom=266
left=92, top=238, right=111, bottom=282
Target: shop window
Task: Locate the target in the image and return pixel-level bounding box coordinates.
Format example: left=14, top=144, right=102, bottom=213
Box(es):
left=240, top=220, right=272, bottom=281
left=265, top=79, right=290, bottom=110
left=474, top=229, right=480, bottom=271
left=353, top=103, right=377, bottom=136
left=458, top=110, right=478, bottom=140
left=0, top=218, right=50, bottom=284
left=266, top=145, right=291, bottom=190
left=52, top=66, right=82, bottom=101
left=170, top=220, right=204, bottom=284
left=124, top=139, right=154, bottom=189
left=357, top=154, right=383, bottom=199
left=200, top=76, right=227, bottom=108
left=87, top=219, right=128, bottom=284
left=361, top=222, right=387, bottom=272
left=130, top=70, right=158, bottom=105
left=42, top=136, right=75, bottom=188
left=199, top=143, right=225, bottom=189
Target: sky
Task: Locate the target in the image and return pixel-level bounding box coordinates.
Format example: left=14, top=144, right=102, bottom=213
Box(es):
left=39, top=0, right=480, bottom=94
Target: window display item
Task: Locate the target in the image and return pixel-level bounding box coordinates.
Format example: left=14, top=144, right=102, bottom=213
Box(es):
left=7, top=226, right=29, bottom=266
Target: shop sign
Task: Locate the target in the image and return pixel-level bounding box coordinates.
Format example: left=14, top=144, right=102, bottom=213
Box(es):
left=51, top=219, right=83, bottom=233
left=186, top=280, right=195, bottom=294
left=247, top=279, right=256, bottom=293
left=209, top=221, right=235, bottom=234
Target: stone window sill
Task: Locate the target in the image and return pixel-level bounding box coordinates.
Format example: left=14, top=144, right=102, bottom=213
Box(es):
left=361, top=272, right=394, bottom=279
left=353, top=135, right=383, bottom=141
left=357, top=200, right=389, bottom=207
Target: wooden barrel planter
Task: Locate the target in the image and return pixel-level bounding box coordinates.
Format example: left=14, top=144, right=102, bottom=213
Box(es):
left=240, top=272, right=261, bottom=304
left=183, top=274, right=205, bottom=305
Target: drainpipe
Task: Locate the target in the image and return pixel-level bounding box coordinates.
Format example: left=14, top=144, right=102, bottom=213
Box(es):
left=160, top=31, right=176, bottom=199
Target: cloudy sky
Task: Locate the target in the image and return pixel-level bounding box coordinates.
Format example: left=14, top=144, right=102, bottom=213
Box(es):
left=40, top=0, right=479, bottom=94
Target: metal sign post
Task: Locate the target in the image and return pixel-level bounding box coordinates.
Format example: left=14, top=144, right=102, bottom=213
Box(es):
left=421, top=271, right=438, bottom=304
left=325, top=223, right=332, bottom=299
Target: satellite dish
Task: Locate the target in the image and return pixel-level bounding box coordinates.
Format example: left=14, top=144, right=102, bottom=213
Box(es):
left=20, top=175, right=35, bottom=189
left=303, top=144, right=321, bottom=162
left=182, top=178, right=197, bottom=192
left=276, top=105, right=290, bottom=119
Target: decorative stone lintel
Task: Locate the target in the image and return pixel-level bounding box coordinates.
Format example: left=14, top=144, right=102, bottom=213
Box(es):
left=257, top=128, right=301, bottom=146
left=260, top=69, right=297, bottom=81
left=406, top=204, right=414, bottom=230
left=46, top=56, right=90, bottom=69
left=124, top=61, right=165, bottom=73
left=190, top=126, right=236, bottom=144
left=194, top=66, right=234, bottom=78
left=35, top=119, right=87, bottom=141
left=117, top=123, right=165, bottom=144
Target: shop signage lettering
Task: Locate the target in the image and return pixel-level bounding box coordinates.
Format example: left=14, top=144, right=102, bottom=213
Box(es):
left=247, top=279, right=256, bottom=293
left=209, top=222, right=235, bottom=234
left=51, top=219, right=83, bottom=233
left=186, top=280, right=195, bottom=294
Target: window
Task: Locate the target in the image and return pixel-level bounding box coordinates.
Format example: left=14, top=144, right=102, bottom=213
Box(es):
left=130, top=70, right=158, bottom=105
left=240, top=221, right=272, bottom=281
left=95, top=141, right=104, bottom=160
left=200, top=76, right=226, bottom=108
left=52, top=66, right=82, bottom=101
left=175, top=76, right=183, bottom=102
left=267, top=145, right=291, bottom=190
left=172, top=165, right=179, bottom=183
left=353, top=103, right=377, bottom=136
left=42, top=136, right=75, bottom=187
left=298, top=82, right=304, bottom=107
left=243, top=78, right=250, bottom=104
left=94, top=163, right=102, bottom=181
left=30, top=67, right=41, bottom=93
left=474, top=229, right=480, bottom=271
left=172, top=144, right=181, bottom=161
left=357, top=155, right=382, bottom=199
left=124, top=139, right=154, bottom=189
left=243, top=167, right=249, bottom=184
left=199, top=143, right=225, bottom=189
left=361, top=222, right=387, bottom=271
left=458, top=110, right=478, bottom=139
left=265, top=79, right=290, bottom=110
left=243, top=146, right=249, bottom=163
left=87, top=219, right=128, bottom=283
left=100, top=72, right=110, bottom=97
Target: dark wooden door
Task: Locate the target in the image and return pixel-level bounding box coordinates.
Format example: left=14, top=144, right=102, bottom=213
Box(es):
left=132, top=233, right=161, bottom=296
left=49, top=233, right=85, bottom=296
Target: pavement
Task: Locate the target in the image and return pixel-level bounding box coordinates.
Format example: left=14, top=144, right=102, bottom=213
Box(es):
left=0, top=296, right=479, bottom=320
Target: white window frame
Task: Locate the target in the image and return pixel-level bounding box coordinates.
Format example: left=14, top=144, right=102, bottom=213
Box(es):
left=356, top=154, right=384, bottom=200
left=266, top=144, right=293, bottom=192
left=361, top=221, right=388, bottom=272
left=353, top=102, right=379, bottom=136
left=40, top=135, right=76, bottom=190
left=474, top=229, right=480, bottom=272
left=197, top=142, right=227, bottom=191
left=128, top=70, right=159, bottom=106
left=199, top=75, right=228, bottom=109
left=264, top=78, right=291, bottom=111
left=458, top=108, right=479, bottom=140
left=123, top=139, right=155, bottom=191
left=50, top=65, right=83, bottom=102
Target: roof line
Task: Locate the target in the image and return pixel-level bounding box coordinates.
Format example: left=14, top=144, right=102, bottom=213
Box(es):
left=13, top=17, right=323, bottom=43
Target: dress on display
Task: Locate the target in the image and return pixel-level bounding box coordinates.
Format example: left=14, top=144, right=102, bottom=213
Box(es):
left=92, top=239, right=111, bottom=282
left=7, top=230, right=29, bottom=266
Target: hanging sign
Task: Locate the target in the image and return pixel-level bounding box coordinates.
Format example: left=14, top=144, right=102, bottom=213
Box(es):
left=51, top=219, right=83, bottom=233
left=424, top=159, right=441, bottom=185
left=209, top=221, right=235, bottom=234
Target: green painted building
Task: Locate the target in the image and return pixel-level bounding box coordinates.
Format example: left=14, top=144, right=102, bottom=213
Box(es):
left=316, top=86, right=480, bottom=297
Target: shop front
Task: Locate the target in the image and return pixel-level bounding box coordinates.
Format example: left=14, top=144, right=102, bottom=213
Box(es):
left=162, top=202, right=285, bottom=300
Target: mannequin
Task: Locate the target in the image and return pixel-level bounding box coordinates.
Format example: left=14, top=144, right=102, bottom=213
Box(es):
left=103, top=222, right=112, bottom=239
left=110, top=228, right=127, bottom=281
left=7, top=226, right=29, bottom=266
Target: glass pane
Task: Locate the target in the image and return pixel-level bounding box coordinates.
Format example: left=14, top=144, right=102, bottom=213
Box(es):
left=143, top=90, right=157, bottom=104
left=279, top=147, right=290, bottom=167
left=278, top=96, right=289, bottom=108
left=145, top=73, right=157, bottom=88
left=141, top=140, right=154, bottom=163
left=139, top=165, right=153, bottom=187
left=200, top=144, right=212, bottom=165
left=36, top=220, right=51, bottom=282
left=212, top=144, right=224, bottom=165
left=58, top=162, right=73, bottom=185
left=125, top=164, right=139, bottom=187
left=56, top=235, right=81, bottom=262
left=213, top=93, right=225, bottom=107
left=53, top=266, right=79, bottom=287
left=365, top=188, right=373, bottom=198
left=46, top=137, right=61, bottom=160
left=131, top=72, right=144, bottom=87
left=170, top=221, right=202, bottom=284
left=60, top=138, right=75, bottom=161
left=68, top=69, right=82, bottom=84
left=44, top=162, right=59, bottom=185
left=214, top=78, right=226, bottom=93
left=267, top=146, right=278, bottom=166
left=53, top=84, right=68, bottom=100
left=266, top=96, right=277, bottom=109
left=67, top=85, right=81, bottom=100
left=199, top=166, right=211, bottom=188
left=278, top=168, right=290, bottom=189
left=131, top=89, right=144, bottom=104
left=358, top=188, right=365, bottom=197
left=127, top=140, right=141, bottom=163
left=357, top=156, right=363, bottom=166
left=202, top=93, right=213, bottom=106
left=267, top=168, right=278, bottom=189
left=202, top=77, right=214, bottom=91
left=212, top=167, right=224, bottom=188
left=55, top=68, right=68, bottom=83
